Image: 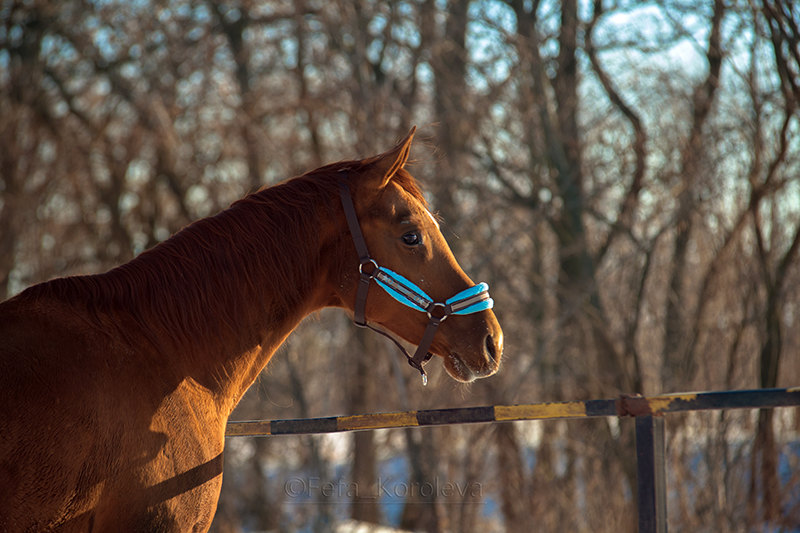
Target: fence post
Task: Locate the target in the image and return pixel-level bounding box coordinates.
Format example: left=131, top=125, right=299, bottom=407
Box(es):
left=635, top=415, right=667, bottom=533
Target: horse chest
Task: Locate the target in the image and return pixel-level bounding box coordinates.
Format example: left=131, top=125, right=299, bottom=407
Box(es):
left=70, top=385, right=226, bottom=532
left=113, top=380, right=227, bottom=527
left=1, top=310, right=227, bottom=532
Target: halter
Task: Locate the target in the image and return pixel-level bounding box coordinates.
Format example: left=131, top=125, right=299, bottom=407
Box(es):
left=338, top=179, right=493, bottom=385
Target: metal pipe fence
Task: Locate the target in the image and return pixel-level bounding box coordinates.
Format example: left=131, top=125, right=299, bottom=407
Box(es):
left=225, top=387, right=800, bottom=532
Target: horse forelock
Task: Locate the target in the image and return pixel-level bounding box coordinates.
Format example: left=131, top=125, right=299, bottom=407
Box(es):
left=390, top=168, right=428, bottom=208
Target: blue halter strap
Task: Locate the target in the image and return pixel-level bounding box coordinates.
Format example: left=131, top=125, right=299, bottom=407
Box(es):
left=373, top=267, right=493, bottom=317
left=338, top=179, right=493, bottom=385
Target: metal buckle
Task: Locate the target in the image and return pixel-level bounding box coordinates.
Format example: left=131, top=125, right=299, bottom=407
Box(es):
left=358, top=258, right=379, bottom=278
left=426, top=302, right=449, bottom=323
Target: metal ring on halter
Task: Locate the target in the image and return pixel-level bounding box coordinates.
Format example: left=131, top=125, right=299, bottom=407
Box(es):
left=426, top=303, right=449, bottom=323
left=358, top=258, right=379, bottom=278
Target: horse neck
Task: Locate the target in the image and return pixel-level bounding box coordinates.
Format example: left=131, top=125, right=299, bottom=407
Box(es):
left=152, top=183, right=344, bottom=411
left=38, top=178, right=344, bottom=416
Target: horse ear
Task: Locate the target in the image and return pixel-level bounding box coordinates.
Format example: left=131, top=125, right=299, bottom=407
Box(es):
left=368, top=126, right=416, bottom=188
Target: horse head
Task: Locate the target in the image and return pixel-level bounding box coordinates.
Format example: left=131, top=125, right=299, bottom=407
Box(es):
left=334, top=128, right=503, bottom=383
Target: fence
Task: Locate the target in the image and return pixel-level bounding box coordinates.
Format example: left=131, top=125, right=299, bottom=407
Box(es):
left=225, top=387, right=800, bottom=532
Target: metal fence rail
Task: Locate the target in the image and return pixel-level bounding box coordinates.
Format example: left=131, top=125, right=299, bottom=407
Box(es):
left=225, top=387, right=800, bottom=532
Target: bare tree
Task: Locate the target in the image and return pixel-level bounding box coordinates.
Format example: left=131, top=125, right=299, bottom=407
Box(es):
left=4, top=1, right=800, bottom=531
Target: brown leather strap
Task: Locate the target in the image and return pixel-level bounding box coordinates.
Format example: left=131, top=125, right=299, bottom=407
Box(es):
left=338, top=180, right=370, bottom=262
left=339, top=176, right=432, bottom=383
left=410, top=320, right=439, bottom=367
left=339, top=180, right=373, bottom=327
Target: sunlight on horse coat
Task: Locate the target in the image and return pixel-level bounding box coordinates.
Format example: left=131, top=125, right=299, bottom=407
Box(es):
left=0, top=128, right=503, bottom=532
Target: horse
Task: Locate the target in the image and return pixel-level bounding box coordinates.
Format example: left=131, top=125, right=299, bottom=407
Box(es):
left=0, top=127, right=503, bottom=532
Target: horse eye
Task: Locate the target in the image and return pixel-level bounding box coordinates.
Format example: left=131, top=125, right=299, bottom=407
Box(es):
left=402, top=232, right=421, bottom=246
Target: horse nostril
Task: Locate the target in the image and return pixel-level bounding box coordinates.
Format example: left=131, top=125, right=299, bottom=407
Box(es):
left=485, top=334, right=497, bottom=364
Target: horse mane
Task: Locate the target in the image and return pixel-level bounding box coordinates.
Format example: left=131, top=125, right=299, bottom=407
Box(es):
left=16, top=160, right=428, bottom=354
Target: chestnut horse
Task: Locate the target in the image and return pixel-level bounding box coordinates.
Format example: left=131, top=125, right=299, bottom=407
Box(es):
left=0, top=128, right=503, bottom=532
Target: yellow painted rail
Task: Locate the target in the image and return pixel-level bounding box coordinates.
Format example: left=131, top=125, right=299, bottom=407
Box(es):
left=225, top=387, right=800, bottom=437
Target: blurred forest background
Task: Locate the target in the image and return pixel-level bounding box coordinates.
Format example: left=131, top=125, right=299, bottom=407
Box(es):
left=2, top=0, right=800, bottom=531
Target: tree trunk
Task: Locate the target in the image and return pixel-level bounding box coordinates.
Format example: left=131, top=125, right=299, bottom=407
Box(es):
left=662, top=0, right=725, bottom=390
left=430, top=0, right=470, bottom=228
left=349, top=330, right=380, bottom=524
left=495, top=423, right=528, bottom=533
left=400, top=427, right=440, bottom=532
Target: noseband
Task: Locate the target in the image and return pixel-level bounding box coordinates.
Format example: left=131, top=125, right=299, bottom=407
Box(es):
left=338, top=179, right=493, bottom=385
